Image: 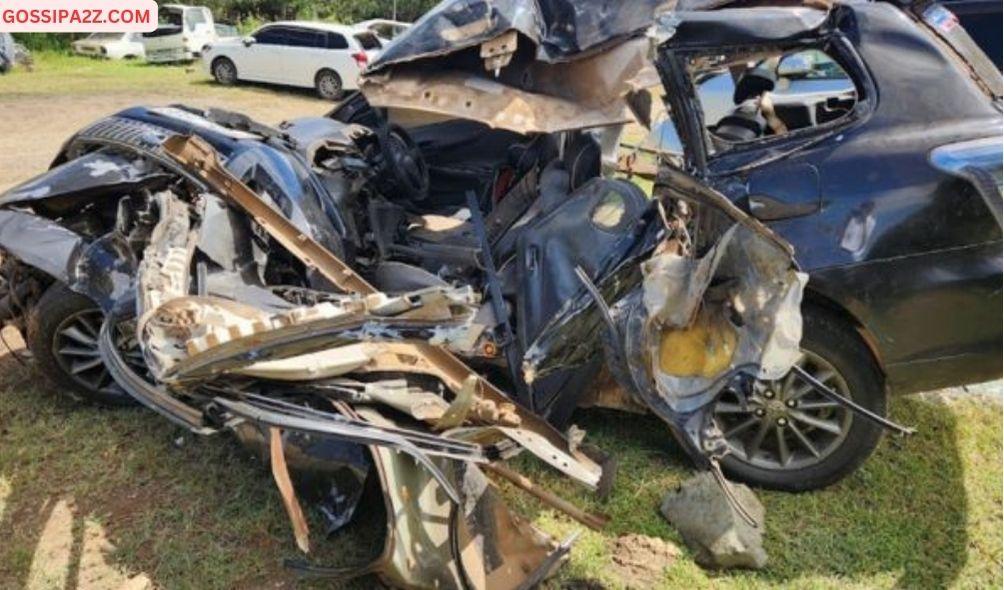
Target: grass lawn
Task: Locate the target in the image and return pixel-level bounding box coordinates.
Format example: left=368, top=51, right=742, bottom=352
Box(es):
left=2, top=52, right=206, bottom=96
left=0, top=52, right=1001, bottom=590
left=0, top=343, right=1000, bottom=589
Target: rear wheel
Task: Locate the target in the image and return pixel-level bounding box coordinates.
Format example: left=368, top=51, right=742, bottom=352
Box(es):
left=27, top=283, right=136, bottom=406
left=315, top=69, right=343, bottom=100
left=714, top=307, right=886, bottom=491
left=211, top=57, right=238, bottom=85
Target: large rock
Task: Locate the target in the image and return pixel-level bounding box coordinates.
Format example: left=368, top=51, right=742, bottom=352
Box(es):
left=660, top=472, right=767, bottom=570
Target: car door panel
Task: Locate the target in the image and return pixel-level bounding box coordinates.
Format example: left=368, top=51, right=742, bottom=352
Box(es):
left=809, top=240, right=1002, bottom=392
left=244, top=26, right=289, bottom=83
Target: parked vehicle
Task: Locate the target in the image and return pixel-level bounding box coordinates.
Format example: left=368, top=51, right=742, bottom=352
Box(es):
left=72, top=33, right=146, bottom=60
left=142, top=4, right=216, bottom=64
left=355, top=18, right=410, bottom=44
left=203, top=21, right=384, bottom=99
left=0, top=33, right=30, bottom=73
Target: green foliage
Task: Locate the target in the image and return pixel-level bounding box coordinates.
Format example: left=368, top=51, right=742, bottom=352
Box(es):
left=11, top=32, right=82, bottom=52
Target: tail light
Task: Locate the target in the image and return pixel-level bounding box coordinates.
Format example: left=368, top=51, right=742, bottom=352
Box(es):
left=352, top=51, right=368, bottom=68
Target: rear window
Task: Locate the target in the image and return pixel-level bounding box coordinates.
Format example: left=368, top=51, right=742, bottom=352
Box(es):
left=354, top=32, right=382, bottom=50
left=326, top=33, right=349, bottom=50
left=143, top=10, right=182, bottom=37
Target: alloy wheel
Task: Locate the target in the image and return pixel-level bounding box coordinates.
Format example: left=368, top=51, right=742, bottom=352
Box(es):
left=317, top=72, right=341, bottom=99
left=214, top=60, right=236, bottom=84
left=713, top=351, right=853, bottom=470
left=51, top=309, right=143, bottom=397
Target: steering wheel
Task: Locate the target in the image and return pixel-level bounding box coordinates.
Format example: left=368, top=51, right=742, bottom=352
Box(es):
left=376, top=124, right=430, bottom=202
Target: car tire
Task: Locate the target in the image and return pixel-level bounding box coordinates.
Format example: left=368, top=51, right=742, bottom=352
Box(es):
left=26, top=282, right=134, bottom=407
left=211, top=57, right=238, bottom=85
left=713, top=305, right=886, bottom=491
left=315, top=69, right=343, bottom=100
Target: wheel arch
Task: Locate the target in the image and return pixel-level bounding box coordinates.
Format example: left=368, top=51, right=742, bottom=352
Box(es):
left=802, top=286, right=888, bottom=389
left=315, top=67, right=341, bottom=84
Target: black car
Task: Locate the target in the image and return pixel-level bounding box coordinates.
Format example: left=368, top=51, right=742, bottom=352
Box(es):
left=653, top=2, right=1002, bottom=489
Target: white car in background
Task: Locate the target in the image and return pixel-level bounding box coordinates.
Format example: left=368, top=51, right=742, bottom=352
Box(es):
left=203, top=22, right=384, bottom=100
left=71, top=33, right=146, bottom=60
left=142, top=4, right=216, bottom=64
left=354, top=19, right=410, bottom=44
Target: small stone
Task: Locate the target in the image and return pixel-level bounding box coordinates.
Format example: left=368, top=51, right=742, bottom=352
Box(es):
left=660, top=472, right=767, bottom=570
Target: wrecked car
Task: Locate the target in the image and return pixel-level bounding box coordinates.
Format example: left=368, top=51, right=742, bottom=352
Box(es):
left=0, top=0, right=997, bottom=586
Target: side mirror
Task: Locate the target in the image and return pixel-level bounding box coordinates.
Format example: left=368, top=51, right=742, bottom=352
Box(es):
left=242, top=36, right=255, bottom=47
left=777, top=53, right=813, bottom=79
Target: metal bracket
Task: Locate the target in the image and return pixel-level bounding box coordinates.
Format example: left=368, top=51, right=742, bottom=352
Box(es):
left=791, top=365, right=916, bottom=436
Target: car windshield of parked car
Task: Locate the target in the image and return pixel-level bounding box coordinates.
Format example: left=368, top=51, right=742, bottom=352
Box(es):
left=184, top=9, right=207, bottom=28
left=688, top=47, right=858, bottom=155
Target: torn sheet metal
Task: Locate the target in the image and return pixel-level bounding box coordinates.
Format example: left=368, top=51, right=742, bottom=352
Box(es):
left=368, top=0, right=671, bottom=71
left=232, top=422, right=372, bottom=537
left=162, top=134, right=376, bottom=295
left=362, top=36, right=657, bottom=134
left=640, top=223, right=807, bottom=404
left=0, top=210, right=136, bottom=312
left=350, top=406, right=564, bottom=590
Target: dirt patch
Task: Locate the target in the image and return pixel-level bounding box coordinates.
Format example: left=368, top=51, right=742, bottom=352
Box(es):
left=0, top=88, right=328, bottom=194
left=608, top=533, right=680, bottom=588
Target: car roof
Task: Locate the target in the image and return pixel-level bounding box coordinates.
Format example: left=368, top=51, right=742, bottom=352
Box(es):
left=355, top=19, right=409, bottom=28
left=265, top=21, right=362, bottom=35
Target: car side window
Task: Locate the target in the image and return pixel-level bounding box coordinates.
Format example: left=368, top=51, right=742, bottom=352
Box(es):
left=688, top=47, right=858, bottom=155
left=254, top=27, right=286, bottom=45
left=326, top=33, right=349, bottom=50
left=281, top=27, right=319, bottom=48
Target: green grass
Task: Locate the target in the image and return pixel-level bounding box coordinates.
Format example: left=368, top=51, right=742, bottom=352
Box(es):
left=0, top=349, right=1000, bottom=589
left=0, top=52, right=207, bottom=96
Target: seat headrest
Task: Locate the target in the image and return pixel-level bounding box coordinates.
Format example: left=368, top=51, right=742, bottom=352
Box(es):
left=733, top=67, right=777, bottom=104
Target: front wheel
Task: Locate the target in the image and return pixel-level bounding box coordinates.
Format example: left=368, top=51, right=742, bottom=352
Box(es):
left=211, top=57, right=238, bottom=86
left=26, top=283, right=136, bottom=406
left=713, top=306, right=886, bottom=491
left=315, top=69, right=343, bottom=101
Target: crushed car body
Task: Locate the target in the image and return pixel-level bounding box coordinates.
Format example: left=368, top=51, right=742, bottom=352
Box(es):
left=1, top=0, right=992, bottom=586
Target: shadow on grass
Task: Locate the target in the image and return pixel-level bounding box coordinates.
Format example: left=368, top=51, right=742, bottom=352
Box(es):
left=555, top=403, right=972, bottom=589
left=187, top=77, right=334, bottom=102
left=0, top=349, right=382, bottom=589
